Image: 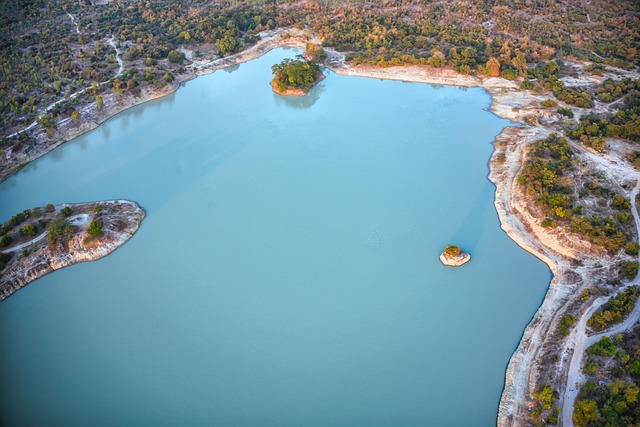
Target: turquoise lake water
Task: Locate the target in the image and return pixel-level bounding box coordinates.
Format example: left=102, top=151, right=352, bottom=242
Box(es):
left=0, top=48, right=550, bottom=426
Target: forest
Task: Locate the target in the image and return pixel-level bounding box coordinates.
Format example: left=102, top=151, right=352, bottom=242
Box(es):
left=1, top=0, right=639, bottom=139
left=519, top=134, right=636, bottom=258
left=577, top=329, right=640, bottom=427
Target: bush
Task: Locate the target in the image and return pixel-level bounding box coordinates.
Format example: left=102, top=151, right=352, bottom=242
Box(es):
left=0, top=235, right=12, bottom=247
left=20, top=223, right=37, bottom=237
left=501, top=68, right=517, bottom=80
left=46, top=219, right=73, bottom=245
left=620, top=262, right=639, bottom=281
left=558, top=315, right=577, bottom=336
left=45, top=203, right=55, bottom=212
left=520, top=80, right=535, bottom=90
left=557, top=107, right=574, bottom=118
left=443, top=244, right=461, bottom=257
left=0, top=251, right=12, bottom=271
left=625, top=242, right=639, bottom=256
left=588, top=287, right=639, bottom=332
left=87, top=220, right=104, bottom=237
left=168, top=50, right=185, bottom=63
left=61, top=206, right=72, bottom=217
left=586, top=336, right=617, bottom=357
left=541, top=99, right=558, bottom=108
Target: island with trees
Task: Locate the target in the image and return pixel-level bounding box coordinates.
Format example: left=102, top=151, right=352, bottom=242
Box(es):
left=439, top=244, right=470, bottom=267
left=0, top=200, right=145, bottom=301
left=270, top=57, right=324, bottom=96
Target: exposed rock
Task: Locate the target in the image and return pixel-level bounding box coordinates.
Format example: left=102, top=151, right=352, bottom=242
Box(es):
left=439, top=250, right=471, bottom=267
left=0, top=200, right=145, bottom=301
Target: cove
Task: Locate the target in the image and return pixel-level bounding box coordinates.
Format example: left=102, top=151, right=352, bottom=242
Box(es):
left=0, top=48, right=550, bottom=426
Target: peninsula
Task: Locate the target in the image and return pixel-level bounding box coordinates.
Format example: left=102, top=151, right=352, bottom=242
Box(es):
left=0, top=200, right=145, bottom=301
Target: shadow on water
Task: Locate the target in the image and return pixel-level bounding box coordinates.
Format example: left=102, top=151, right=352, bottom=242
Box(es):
left=272, top=80, right=325, bottom=109
left=450, top=187, right=492, bottom=254
left=223, top=64, right=241, bottom=74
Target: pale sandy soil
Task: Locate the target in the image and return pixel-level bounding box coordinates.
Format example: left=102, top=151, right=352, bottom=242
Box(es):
left=2, top=28, right=639, bottom=425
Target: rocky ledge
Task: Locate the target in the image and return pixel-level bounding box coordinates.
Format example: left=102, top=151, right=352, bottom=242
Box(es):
left=439, top=245, right=471, bottom=267
left=0, top=200, right=145, bottom=301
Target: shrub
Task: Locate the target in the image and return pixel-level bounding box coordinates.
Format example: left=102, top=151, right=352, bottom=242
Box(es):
left=501, top=68, right=517, bottom=80
left=87, top=220, right=104, bottom=237
left=586, top=336, right=617, bottom=357
left=46, top=219, right=73, bottom=245
left=61, top=206, right=72, bottom=217
left=558, top=315, right=577, bottom=336
left=0, top=251, right=12, bottom=271
left=588, top=287, right=639, bottom=332
left=557, top=107, right=574, bottom=118
left=520, top=80, right=535, bottom=90
left=541, top=99, right=558, bottom=108
left=20, top=223, right=37, bottom=237
left=45, top=203, right=55, bottom=212
left=620, top=262, right=639, bottom=281
left=625, top=242, right=639, bottom=256
left=443, top=244, right=461, bottom=257
left=0, top=235, right=12, bottom=247
left=168, top=50, right=185, bottom=63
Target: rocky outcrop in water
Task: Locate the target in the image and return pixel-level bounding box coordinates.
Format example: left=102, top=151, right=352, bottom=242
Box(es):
left=0, top=200, right=144, bottom=301
left=439, top=245, right=471, bottom=267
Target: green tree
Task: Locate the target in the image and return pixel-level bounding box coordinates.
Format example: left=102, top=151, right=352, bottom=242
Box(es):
left=46, top=219, right=73, bottom=245
left=20, top=223, right=37, bottom=237
left=573, top=399, right=601, bottom=426
left=95, top=95, right=104, bottom=110
left=87, top=220, right=104, bottom=237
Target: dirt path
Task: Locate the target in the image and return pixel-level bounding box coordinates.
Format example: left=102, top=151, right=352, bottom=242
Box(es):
left=108, top=36, right=124, bottom=77
left=560, top=170, right=640, bottom=426
left=4, top=213, right=89, bottom=253
left=67, top=12, right=81, bottom=34
left=7, top=35, right=123, bottom=139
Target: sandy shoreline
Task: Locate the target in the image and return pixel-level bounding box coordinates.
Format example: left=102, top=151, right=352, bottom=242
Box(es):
left=3, top=28, right=633, bottom=425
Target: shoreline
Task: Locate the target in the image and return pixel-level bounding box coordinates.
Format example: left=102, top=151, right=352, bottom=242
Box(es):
left=271, top=72, right=326, bottom=96
left=0, top=29, right=562, bottom=423
left=0, top=200, right=145, bottom=301
left=1, top=28, right=632, bottom=424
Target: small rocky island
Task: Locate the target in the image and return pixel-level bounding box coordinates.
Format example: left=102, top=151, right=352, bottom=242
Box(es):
left=0, top=200, right=145, bottom=301
left=440, top=244, right=471, bottom=267
left=270, top=55, right=324, bottom=96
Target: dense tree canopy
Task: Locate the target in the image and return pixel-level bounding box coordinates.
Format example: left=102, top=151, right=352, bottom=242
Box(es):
left=271, top=58, right=321, bottom=91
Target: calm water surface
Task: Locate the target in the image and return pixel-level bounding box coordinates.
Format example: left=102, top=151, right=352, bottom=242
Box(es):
left=0, top=49, right=550, bottom=426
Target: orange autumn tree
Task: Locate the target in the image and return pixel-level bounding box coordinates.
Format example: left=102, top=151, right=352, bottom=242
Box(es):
left=486, top=57, right=501, bottom=77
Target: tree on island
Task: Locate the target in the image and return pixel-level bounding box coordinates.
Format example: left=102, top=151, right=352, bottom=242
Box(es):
left=271, top=58, right=321, bottom=93
left=443, top=244, right=461, bottom=258
left=46, top=219, right=73, bottom=245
